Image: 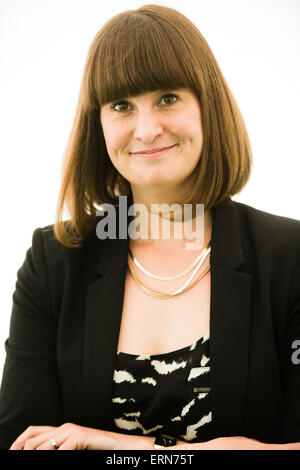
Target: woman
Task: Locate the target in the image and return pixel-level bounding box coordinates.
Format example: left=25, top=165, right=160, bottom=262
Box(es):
left=1, top=4, right=300, bottom=450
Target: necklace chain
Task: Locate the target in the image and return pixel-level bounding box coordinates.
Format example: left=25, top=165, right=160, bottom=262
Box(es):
left=128, top=241, right=210, bottom=281
left=127, top=245, right=211, bottom=299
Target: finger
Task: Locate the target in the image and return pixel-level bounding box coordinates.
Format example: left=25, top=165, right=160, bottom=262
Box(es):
left=57, top=437, right=79, bottom=450
left=35, top=433, right=69, bottom=450
left=10, top=426, right=56, bottom=450
left=23, top=432, right=57, bottom=451
left=23, top=430, right=69, bottom=451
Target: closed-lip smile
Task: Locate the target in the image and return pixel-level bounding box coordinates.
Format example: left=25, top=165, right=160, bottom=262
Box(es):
left=131, top=144, right=177, bottom=155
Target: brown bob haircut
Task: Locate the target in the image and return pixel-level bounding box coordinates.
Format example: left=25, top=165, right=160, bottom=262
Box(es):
left=52, top=4, right=252, bottom=248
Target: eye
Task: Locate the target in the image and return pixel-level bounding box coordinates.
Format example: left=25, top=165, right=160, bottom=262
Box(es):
left=111, top=101, right=131, bottom=112
left=110, top=93, right=179, bottom=113
left=160, top=93, right=179, bottom=106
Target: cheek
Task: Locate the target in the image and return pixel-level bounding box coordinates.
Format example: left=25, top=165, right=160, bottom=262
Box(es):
left=102, top=127, right=127, bottom=156
left=171, top=112, right=202, bottom=141
left=169, top=114, right=188, bottom=135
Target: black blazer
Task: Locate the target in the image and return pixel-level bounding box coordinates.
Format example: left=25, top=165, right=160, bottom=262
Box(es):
left=1, top=200, right=300, bottom=450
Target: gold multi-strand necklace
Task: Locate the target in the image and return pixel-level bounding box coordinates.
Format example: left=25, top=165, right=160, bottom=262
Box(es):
left=127, top=242, right=211, bottom=299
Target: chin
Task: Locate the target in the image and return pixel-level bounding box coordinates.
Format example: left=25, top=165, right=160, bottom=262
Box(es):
left=136, top=177, right=175, bottom=187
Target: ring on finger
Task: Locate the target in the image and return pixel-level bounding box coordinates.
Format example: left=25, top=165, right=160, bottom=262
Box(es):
left=49, top=437, right=58, bottom=450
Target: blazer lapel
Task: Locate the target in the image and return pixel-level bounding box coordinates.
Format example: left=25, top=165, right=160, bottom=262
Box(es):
left=83, top=199, right=253, bottom=437
left=210, top=202, right=252, bottom=437
left=83, top=232, right=129, bottom=430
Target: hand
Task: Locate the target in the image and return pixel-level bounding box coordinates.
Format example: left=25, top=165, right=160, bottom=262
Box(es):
left=201, top=436, right=300, bottom=450
left=9, top=423, right=120, bottom=450
left=183, top=436, right=268, bottom=450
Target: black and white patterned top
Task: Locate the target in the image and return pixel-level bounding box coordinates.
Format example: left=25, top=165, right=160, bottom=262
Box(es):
left=112, top=331, right=212, bottom=443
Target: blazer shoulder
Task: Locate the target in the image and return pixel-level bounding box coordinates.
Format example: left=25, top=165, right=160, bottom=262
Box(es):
left=234, top=200, right=300, bottom=233
left=233, top=201, right=300, bottom=253
left=32, top=221, right=100, bottom=265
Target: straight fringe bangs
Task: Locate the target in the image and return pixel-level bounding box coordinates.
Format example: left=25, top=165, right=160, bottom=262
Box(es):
left=50, top=4, right=252, bottom=248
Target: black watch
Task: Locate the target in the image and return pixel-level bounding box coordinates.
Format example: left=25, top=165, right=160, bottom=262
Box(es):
left=154, top=433, right=177, bottom=448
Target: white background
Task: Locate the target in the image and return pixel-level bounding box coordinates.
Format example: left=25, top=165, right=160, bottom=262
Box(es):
left=0, top=0, right=299, bottom=372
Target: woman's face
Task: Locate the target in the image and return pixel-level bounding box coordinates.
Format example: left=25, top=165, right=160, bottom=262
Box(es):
left=100, top=87, right=203, bottom=192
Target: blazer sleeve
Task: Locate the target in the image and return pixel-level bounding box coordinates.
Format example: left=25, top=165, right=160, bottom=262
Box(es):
left=280, top=253, right=300, bottom=444
left=0, top=228, right=64, bottom=450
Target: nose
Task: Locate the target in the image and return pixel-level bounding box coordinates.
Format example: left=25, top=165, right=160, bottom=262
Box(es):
left=133, top=109, right=164, bottom=143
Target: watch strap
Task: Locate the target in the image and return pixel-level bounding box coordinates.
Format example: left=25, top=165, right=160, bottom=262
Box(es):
left=153, top=433, right=177, bottom=448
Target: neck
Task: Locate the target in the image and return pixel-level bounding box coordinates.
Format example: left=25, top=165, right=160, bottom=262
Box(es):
left=128, top=186, right=212, bottom=252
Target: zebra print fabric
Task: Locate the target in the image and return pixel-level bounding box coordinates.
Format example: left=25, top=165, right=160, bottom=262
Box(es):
left=112, top=331, right=212, bottom=443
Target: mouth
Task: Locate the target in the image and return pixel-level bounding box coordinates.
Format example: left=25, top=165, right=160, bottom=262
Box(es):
left=131, top=144, right=178, bottom=158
